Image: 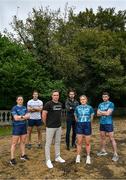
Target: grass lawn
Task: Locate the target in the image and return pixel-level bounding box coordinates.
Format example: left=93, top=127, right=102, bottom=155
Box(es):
left=0, top=126, right=12, bottom=136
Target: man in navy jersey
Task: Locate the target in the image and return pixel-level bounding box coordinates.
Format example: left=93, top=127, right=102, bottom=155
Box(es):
left=97, top=92, right=119, bottom=161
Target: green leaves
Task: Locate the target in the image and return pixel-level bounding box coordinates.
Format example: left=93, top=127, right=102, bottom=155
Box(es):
left=0, top=35, right=66, bottom=108
left=2, top=6, right=126, bottom=107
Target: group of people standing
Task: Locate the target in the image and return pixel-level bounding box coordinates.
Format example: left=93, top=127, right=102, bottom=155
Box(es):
left=10, top=89, right=119, bottom=169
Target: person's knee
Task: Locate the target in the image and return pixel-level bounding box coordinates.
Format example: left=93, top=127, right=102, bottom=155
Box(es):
left=37, top=127, right=42, bottom=133
left=85, top=138, right=90, bottom=146
left=110, top=136, right=116, bottom=144
left=77, top=140, right=82, bottom=146
left=11, top=142, right=17, bottom=148
left=20, top=138, right=26, bottom=144
left=45, top=138, right=53, bottom=146
left=28, top=127, right=32, bottom=133
left=55, top=140, right=60, bottom=146
left=66, top=127, right=71, bottom=134
left=77, top=142, right=82, bottom=146
left=101, top=134, right=106, bottom=140
left=86, top=142, right=90, bottom=146
left=20, top=141, right=25, bottom=145
left=45, top=142, right=51, bottom=148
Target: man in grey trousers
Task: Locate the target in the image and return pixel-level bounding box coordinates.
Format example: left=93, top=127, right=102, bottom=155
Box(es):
left=42, top=90, right=65, bottom=169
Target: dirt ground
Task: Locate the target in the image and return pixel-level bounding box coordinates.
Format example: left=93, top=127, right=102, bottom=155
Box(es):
left=0, top=118, right=126, bottom=179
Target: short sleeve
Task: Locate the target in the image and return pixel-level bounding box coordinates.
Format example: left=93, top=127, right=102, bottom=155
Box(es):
left=98, top=104, right=101, bottom=111
left=90, top=107, right=95, bottom=115
left=27, top=100, right=31, bottom=107
left=39, top=100, right=43, bottom=107
left=109, top=102, right=114, bottom=111
left=43, top=102, right=50, bottom=112
left=11, top=106, right=17, bottom=116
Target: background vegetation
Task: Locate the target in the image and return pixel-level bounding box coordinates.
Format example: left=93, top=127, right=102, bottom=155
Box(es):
left=0, top=6, right=126, bottom=108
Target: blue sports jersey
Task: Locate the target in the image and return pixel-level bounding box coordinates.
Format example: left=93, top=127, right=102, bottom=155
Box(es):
left=74, top=105, right=94, bottom=122
left=98, top=101, right=114, bottom=124
left=11, top=105, right=27, bottom=125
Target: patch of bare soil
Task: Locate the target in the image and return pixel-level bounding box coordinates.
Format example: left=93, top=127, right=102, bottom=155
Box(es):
left=0, top=118, right=126, bottom=179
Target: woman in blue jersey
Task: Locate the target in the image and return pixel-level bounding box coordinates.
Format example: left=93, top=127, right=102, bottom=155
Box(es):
left=74, top=95, right=94, bottom=164
left=10, top=95, right=30, bottom=166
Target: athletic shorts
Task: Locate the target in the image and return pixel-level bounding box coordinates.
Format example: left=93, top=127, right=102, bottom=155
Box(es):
left=28, top=119, right=42, bottom=127
left=12, top=123, right=27, bottom=136
left=76, top=122, right=92, bottom=135
left=100, top=124, right=113, bottom=132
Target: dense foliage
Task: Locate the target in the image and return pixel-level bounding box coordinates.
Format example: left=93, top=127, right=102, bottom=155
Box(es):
left=1, top=6, right=126, bottom=108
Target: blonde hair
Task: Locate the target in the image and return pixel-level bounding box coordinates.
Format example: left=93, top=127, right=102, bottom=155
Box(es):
left=79, top=95, right=87, bottom=100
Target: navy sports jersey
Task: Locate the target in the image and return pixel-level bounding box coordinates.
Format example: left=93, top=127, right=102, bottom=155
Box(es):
left=11, top=105, right=27, bottom=125
left=98, top=101, right=114, bottom=124
left=74, top=105, right=94, bottom=122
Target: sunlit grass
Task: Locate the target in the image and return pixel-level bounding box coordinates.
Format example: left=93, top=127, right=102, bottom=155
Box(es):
left=0, top=126, right=12, bottom=136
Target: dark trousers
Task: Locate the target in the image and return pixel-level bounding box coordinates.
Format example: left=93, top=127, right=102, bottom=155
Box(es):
left=66, top=118, right=76, bottom=147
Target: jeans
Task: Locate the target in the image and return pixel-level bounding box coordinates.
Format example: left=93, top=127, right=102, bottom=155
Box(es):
left=66, top=118, right=76, bottom=147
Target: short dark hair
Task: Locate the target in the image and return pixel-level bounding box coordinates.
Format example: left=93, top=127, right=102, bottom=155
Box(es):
left=33, top=90, right=39, bottom=94
left=68, top=88, right=76, bottom=96
left=16, top=95, right=23, bottom=100
left=51, top=90, right=60, bottom=95
left=102, top=92, right=110, bottom=96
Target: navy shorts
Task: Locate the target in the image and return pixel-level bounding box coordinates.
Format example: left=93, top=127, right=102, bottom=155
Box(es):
left=28, top=119, right=42, bottom=127
left=100, top=124, right=113, bottom=132
left=12, top=123, right=27, bottom=136
left=76, top=122, right=92, bottom=136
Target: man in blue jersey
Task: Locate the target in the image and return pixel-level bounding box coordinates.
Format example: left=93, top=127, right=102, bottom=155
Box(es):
left=10, top=96, right=30, bottom=166
left=97, top=92, right=119, bottom=161
left=74, top=95, right=94, bottom=164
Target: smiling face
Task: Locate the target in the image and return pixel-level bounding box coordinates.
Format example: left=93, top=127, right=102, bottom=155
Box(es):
left=80, top=95, right=87, bottom=105
left=16, top=96, right=23, bottom=106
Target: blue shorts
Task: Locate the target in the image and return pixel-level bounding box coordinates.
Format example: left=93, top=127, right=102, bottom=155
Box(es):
left=76, top=122, right=92, bottom=136
left=12, top=123, right=27, bottom=136
left=100, top=124, right=113, bottom=132
left=28, top=119, right=42, bottom=127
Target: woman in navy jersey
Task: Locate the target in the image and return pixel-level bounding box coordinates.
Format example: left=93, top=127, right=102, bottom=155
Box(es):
left=10, top=95, right=30, bottom=166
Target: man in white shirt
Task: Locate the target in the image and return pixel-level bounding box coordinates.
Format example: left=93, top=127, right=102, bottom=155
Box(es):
left=26, top=91, right=43, bottom=149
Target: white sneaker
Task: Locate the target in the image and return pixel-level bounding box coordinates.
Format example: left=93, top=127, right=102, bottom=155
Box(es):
left=86, top=155, right=91, bottom=164
left=55, top=156, right=65, bottom=163
left=46, top=160, right=53, bottom=169
left=112, top=154, right=119, bottom=162
left=97, top=151, right=108, bottom=156
left=76, top=155, right=80, bottom=163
